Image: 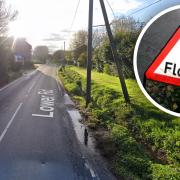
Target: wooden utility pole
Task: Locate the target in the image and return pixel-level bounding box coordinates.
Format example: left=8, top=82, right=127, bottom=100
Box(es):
left=86, top=0, right=93, bottom=106
left=99, top=0, right=130, bottom=103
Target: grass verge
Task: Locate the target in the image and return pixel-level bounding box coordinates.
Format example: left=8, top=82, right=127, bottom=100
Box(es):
left=58, top=65, right=180, bottom=179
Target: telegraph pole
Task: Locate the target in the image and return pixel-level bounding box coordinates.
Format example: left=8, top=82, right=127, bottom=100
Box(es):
left=99, top=0, right=130, bottom=103
left=86, top=0, right=93, bottom=106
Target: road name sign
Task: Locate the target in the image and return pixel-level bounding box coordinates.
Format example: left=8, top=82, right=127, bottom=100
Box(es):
left=145, top=26, right=180, bottom=86
left=32, top=89, right=54, bottom=118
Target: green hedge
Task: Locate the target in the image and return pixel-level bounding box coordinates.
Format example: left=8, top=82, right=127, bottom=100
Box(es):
left=58, top=66, right=180, bottom=179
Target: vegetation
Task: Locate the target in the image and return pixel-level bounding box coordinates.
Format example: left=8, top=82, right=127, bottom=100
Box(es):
left=0, top=1, right=23, bottom=87
left=52, top=49, right=65, bottom=64
left=69, top=30, right=87, bottom=65
left=0, top=1, right=35, bottom=87
left=58, top=66, right=180, bottom=179
left=68, top=16, right=143, bottom=78
left=57, top=16, right=180, bottom=179
left=146, top=80, right=180, bottom=113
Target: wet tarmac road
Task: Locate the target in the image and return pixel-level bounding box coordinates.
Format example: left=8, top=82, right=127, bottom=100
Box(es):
left=0, top=65, right=116, bottom=180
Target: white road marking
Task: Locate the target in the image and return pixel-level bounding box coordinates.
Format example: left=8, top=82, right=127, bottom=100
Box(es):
left=90, top=168, right=96, bottom=178
left=0, top=103, right=23, bottom=143
left=32, top=89, right=55, bottom=118
left=85, top=161, right=96, bottom=178
left=28, top=81, right=36, bottom=94
left=32, top=112, right=53, bottom=118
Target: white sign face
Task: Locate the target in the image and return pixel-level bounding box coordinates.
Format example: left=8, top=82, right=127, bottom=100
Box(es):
left=154, top=39, right=180, bottom=78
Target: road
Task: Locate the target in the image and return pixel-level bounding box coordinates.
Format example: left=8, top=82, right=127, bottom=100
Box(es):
left=0, top=65, right=116, bottom=180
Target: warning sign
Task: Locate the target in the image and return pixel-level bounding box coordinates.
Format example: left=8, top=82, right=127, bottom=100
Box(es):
left=145, top=26, right=180, bottom=86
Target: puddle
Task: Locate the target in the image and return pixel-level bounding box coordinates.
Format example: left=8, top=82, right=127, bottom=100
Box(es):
left=67, top=109, right=116, bottom=180
left=67, top=110, right=95, bottom=152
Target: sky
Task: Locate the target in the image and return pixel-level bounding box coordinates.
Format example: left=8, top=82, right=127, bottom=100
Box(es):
left=6, top=0, right=180, bottom=53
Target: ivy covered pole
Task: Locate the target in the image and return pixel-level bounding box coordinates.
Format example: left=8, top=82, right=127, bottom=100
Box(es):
left=86, top=0, right=93, bottom=106
left=99, top=0, right=130, bottom=103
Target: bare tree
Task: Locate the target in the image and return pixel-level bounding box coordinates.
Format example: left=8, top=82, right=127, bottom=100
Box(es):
left=0, top=0, right=18, bottom=86
left=0, top=0, right=17, bottom=36
left=69, top=30, right=88, bottom=63
left=111, top=16, right=144, bottom=33
left=69, top=30, right=88, bottom=50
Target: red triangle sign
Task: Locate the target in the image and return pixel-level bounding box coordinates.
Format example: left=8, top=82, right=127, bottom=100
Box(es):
left=145, top=26, right=180, bottom=86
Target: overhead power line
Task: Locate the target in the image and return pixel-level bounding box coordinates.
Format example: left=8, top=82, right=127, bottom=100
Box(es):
left=98, top=0, right=162, bottom=21
left=65, top=0, right=81, bottom=49
left=105, top=0, right=115, bottom=18
left=129, top=0, right=162, bottom=16
left=70, top=0, right=81, bottom=30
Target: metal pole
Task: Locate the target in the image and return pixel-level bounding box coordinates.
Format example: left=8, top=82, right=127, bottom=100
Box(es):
left=99, top=0, right=130, bottom=103
left=86, top=0, right=93, bottom=106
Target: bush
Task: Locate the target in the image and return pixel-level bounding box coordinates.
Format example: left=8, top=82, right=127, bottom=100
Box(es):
left=59, top=67, right=84, bottom=96
left=0, top=59, right=9, bottom=86
left=146, top=80, right=180, bottom=113
left=65, top=83, right=81, bottom=95
left=59, top=65, right=65, bottom=72
left=151, top=164, right=180, bottom=179
left=111, top=125, right=152, bottom=179
left=77, top=52, right=87, bottom=67
left=59, top=66, right=179, bottom=179
left=103, top=64, right=111, bottom=75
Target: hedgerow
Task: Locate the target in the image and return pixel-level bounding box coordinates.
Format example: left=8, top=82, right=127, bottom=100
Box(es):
left=58, top=66, right=180, bottom=179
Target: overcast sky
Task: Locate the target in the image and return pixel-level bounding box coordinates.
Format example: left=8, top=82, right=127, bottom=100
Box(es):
left=6, top=0, right=180, bottom=52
